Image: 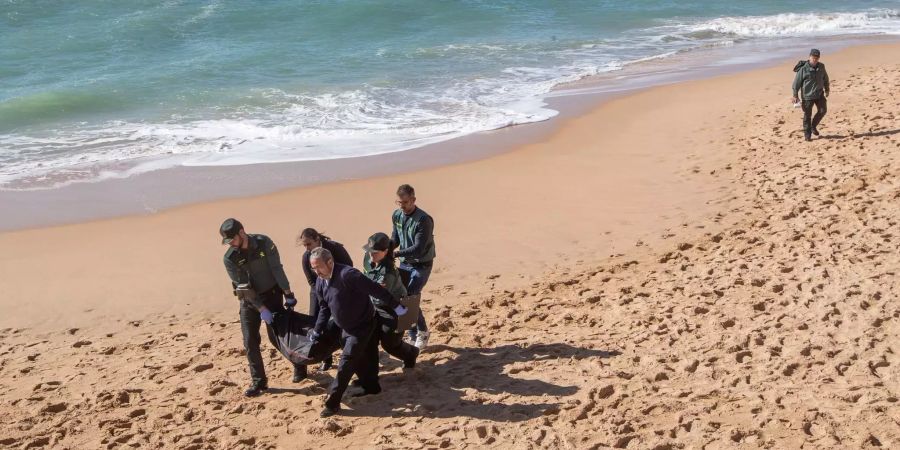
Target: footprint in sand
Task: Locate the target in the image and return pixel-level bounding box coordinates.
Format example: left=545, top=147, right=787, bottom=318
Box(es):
left=193, top=363, right=213, bottom=373
left=735, top=351, right=753, bottom=363
left=868, top=360, right=890, bottom=378
left=33, top=381, right=61, bottom=392
left=683, top=360, right=700, bottom=373
left=307, top=420, right=353, bottom=437
left=472, top=424, right=500, bottom=445
left=39, top=402, right=67, bottom=414
left=782, top=363, right=800, bottom=377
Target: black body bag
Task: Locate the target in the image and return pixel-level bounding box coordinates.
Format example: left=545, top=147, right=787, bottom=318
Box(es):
left=266, top=310, right=340, bottom=365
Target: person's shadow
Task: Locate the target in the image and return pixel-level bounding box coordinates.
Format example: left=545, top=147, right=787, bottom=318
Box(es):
left=339, top=342, right=620, bottom=420
left=821, top=128, right=899, bottom=140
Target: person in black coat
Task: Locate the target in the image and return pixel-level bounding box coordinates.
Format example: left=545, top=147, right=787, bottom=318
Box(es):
left=309, top=248, right=406, bottom=417
left=297, top=228, right=353, bottom=370
left=297, top=228, right=354, bottom=315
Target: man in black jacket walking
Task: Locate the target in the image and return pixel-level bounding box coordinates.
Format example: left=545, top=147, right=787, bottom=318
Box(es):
left=792, top=48, right=831, bottom=141
left=309, top=247, right=406, bottom=417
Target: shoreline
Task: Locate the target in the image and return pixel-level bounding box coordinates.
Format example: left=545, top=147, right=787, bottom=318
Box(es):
left=3, top=34, right=897, bottom=232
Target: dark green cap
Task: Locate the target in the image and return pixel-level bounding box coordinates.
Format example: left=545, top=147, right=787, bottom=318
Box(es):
left=220, top=218, right=243, bottom=245
left=810, top=48, right=820, bottom=57
left=363, top=232, right=392, bottom=252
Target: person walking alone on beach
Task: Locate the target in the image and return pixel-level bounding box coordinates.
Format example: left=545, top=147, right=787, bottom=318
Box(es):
left=792, top=48, right=830, bottom=142
left=391, top=184, right=436, bottom=350
left=297, top=228, right=353, bottom=370
left=220, top=218, right=306, bottom=397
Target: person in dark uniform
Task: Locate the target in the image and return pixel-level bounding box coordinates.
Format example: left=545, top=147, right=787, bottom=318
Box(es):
left=297, top=228, right=353, bottom=370
left=308, top=247, right=405, bottom=417
left=391, top=184, right=436, bottom=349
left=220, top=218, right=307, bottom=397
left=361, top=232, right=419, bottom=370
left=297, top=229, right=353, bottom=324
left=792, top=48, right=830, bottom=142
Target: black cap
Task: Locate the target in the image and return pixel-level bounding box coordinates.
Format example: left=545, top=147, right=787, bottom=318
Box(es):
left=220, top=218, right=243, bottom=244
left=810, top=48, right=821, bottom=57
left=362, top=232, right=392, bottom=252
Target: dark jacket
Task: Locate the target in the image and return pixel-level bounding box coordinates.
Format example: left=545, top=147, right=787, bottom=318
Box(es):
left=391, top=207, right=436, bottom=265
left=792, top=61, right=830, bottom=101
left=224, top=234, right=291, bottom=294
left=314, top=263, right=397, bottom=336
left=362, top=253, right=407, bottom=310
left=302, top=239, right=353, bottom=287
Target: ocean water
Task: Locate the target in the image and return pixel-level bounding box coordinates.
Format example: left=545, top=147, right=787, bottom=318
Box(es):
left=2, top=1, right=899, bottom=190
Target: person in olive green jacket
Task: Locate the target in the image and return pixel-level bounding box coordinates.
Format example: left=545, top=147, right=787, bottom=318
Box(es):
left=362, top=232, right=419, bottom=369
left=220, top=218, right=306, bottom=397
left=792, top=48, right=830, bottom=141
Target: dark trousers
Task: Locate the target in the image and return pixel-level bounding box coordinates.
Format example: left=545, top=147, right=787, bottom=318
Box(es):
left=801, top=97, right=827, bottom=136
left=325, top=321, right=380, bottom=409
left=378, top=320, right=418, bottom=365
left=399, top=261, right=432, bottom=335
left=239, top=288, right=297, bottom=383
left=308, top=289, right=319, bottom=319
left=309, top=290, right=333, bottom=366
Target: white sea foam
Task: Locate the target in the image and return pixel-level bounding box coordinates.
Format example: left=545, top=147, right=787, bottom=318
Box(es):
left=678, top=9, right=900, bottom=38
left=0, top=61, right=629, bottom=190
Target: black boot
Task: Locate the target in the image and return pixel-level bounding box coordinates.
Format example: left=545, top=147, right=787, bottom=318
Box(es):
left=804, top=133, right=812, bottom=142
left=320, top=405, right=340, bottom=418
left=244, top=379, right=268, bottom=397
left=812, top=127, right=820, bottom=136
left=351, top=385, right=382, bottom=397
left=404, top=346, right=420, bottom=369
left=319, top=357, right=333, bottom=371
left=293, top=364, right=307, bottom=383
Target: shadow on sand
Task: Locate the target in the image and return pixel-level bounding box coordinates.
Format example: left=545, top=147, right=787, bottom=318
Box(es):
left=339, top=342, right=620, bottom=420
left=821, top=128, right=899, bottom=140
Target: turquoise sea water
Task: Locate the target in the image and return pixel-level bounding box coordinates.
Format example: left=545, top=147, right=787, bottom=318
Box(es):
left=1, top=1, right=899, bottom=190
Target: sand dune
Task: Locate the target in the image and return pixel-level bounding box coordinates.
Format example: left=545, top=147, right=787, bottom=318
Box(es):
left=1, top=44, right=899, bottom=449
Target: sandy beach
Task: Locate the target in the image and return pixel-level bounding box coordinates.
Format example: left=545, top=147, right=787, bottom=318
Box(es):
left=1, top=42, right=899, bottom=449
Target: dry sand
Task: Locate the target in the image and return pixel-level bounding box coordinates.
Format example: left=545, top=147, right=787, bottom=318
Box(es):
left=0, top=42, right=898, bottom=449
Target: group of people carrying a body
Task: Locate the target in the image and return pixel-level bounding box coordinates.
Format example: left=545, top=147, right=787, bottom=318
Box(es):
left=220, top=184, right=435, bottom=417
left=215, top=49, right=830, bottom=419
